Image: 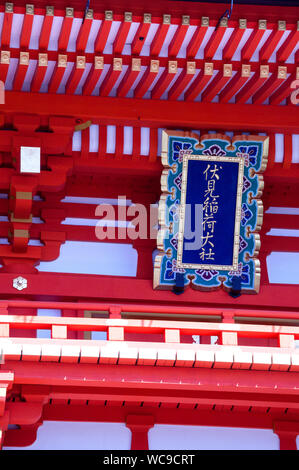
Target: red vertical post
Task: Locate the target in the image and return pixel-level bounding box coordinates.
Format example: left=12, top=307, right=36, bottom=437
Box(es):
left=126, top=415, right=154, bottom=450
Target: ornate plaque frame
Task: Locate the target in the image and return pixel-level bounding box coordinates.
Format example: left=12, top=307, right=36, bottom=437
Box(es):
left=154, top=131, right=269, bottom=294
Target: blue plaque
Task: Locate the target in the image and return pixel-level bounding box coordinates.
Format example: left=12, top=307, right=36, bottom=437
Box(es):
left=154, top=131, right=269, bottom=294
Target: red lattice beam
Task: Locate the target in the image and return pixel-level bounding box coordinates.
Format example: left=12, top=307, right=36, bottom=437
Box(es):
left=259, top=21, right=286, bottom=62
left=30, top=53, right=48, bottom=92
left=134, top=60, right=159, bottom=98
left=76, top=9, right=93, bottom=53
left=185, top=62, right=214, bottom=101
left=253, top=66, right=287, bottom=105
left=117, top=58, right=141, bottom=98
left=204, top=17, right=228, bottom=59
left=100, top=57, right=122, bottom=97
left=219, top=64, right=251, bottom=103
left=12, top=52, right=29, bottom=91
left=20, top=4, right=34, bottom=49
left=39, top=6, right=54, bottom=50
left=131, top=13, right=152, bottom=55
left=241, top=19, right=267, bottom=61
left=1, top=2, right=13, bottom=48
left=113, top=12, right=132, bottom=55
left=277, top=21, right=299, bottom=62
left=65, top=56, right=86, bottom=95
left=223, top=19, right=247, bottom=61
left=48, top=54, right=67, bottom=93
left=0, top=51, right=10, bottom=84
left=94, top=10, right=113, bottom=54
left=150, top=14, right=171, bottom=56
left=235, top=65, right=269, bottom=104
left=202, top=64, right=232, bottom=102
left=151, top=61, right=177, bottom=99
left=82, top=56, right=104, bottom=96
left=187, top=17, right=209, bottom=58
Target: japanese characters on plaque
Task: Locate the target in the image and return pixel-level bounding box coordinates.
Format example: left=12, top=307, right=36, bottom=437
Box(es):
left=154, top=131, right=269, bottom=293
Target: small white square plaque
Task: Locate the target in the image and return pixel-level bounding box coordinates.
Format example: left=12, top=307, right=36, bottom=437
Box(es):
left=20, top=147, right=41, bottom=173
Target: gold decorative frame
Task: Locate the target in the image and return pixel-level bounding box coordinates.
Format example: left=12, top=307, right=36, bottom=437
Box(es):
left=176, top=154, right=245, bottom=271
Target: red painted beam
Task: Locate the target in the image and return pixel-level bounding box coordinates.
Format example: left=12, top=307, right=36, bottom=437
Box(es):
left=76, top=9, right=93, bottom=53
left=12, top=52, right=29, bottom=91
left=185, top=62, right=214, bottom=101
left=20, top=4, right=34, bottom=49
left=134, top=60, right=159, bottom=99
left=94, top=10, right=113, bottom=54
left=99, top=58, right=122, bottom=97
left=3, top=91, right=299, bottom=134
left=82, top=56, right=104, bottom=96
left=168, top=15, right=190, bottom=57
left=150, top=14, right=171, bottom=57
left=65, top=56, right=86, bottom=95
left=235, top=65, right=269, bottom=104
left=223, top=19, right=247, bottom=61
left=131, top=13, right=152, bottom=55
left=168, top=61, right=196, bottom=100
left=241, top=19, right=267, bottom=61
left=276, top=21, right=299, bottom=62
left=117, top=58, right=141, bottom=98
left=252, top=66, right=287, bottom=105
left=0, top=2, right=13, bottom=48
left=201, top=64, right=232, bottom=102
left=30, top=53, right=48, bottom=92
left=219, top=64, right=251, bottom=103
left=259, top=21, right=286, bottom=62
left=39, top=6, right=54, bottom=50
left=58, top=7, right=74, bottom=52
left=48, top=54, right=67, bottom=93
left=113, top=12, right=132, bottom=55
left=204, top=17, right=228, bottom=59
left=269, top=67, right=299, bottom=105
left=151, top=61, right=177, bottom=99
left=187, top=17, right=209, bottom=58
left=0, top=51, right=10, bottom=84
